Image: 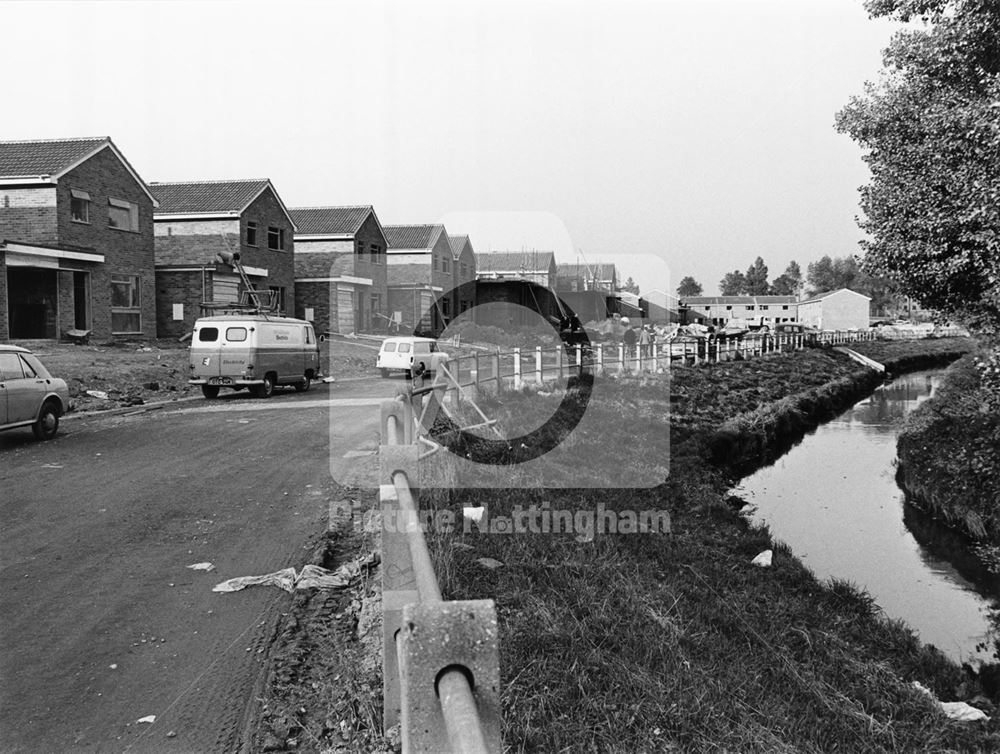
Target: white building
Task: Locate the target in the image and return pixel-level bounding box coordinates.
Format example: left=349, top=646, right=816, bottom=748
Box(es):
left=797, top=289, right=871, bottom=330
left=681, top=295, right=798, bottom=327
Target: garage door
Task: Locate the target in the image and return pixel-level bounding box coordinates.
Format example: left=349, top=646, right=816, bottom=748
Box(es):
left=336, top=285, right=354, bottom=334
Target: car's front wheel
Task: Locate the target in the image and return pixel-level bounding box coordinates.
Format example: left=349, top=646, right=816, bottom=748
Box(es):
left=294, top=376, right=311, bottom=393
left=32, top=401, right=60, bottom=441
left=201, top=385, right=220, bottom=399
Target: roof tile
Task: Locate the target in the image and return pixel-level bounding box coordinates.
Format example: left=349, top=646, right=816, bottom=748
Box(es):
left=0, top=137, right=110, bottom=179
left=290, top=206, right=374, bottom=235
left=151, top=179, right=270, bottom=214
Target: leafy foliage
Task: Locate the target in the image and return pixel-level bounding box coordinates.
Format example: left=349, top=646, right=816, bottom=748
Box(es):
left=719, top=269, right=748, bottom=296
left=744, top=256, right=770, bottom=295
left=677, top=275, right=704, bottom=297
left=770, top=261, right=803, bottom=296
left=836, top=0, right=1000, bottom=333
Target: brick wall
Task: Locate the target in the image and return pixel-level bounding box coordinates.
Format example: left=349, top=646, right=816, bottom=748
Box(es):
left=239, top=188, right=295, bottom=316
left=295, top=281, right=336, bottom=335
left=58, top=147, right=156, bottom=340
left=0, top=249, right=7, bottom=341
left=156, top=269, right=210, bottom=339
left=0, top=187, right=58, bottom=244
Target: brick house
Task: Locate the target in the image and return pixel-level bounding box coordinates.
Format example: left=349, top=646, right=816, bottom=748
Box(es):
left=0, top=136, right=158, bottom=341
left=555, top=262, right=618, bottom=293
left=476, top=251, right=557, bottom=289
left=383, top=224, right=455, bottom=334
left=151, top=179, right=296, bottom=338
left=448, top=234, right=477, bottom=318
left=289, top=206, right=388, bottom=335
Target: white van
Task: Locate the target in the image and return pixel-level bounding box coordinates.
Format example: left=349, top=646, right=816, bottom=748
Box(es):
left=376, top=336, right=447, bottom=378
left=189, top=315, right=320, bottom=398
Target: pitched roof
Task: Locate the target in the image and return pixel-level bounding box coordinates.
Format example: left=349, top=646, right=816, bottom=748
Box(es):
left=0, top=137, right=112, bottom=179
left=477, top=251, right=555, bottom=274
left=383, top=224, right=447, bottom=251
left=683, top=295, right=798, bottom=305
left=448, top=234, right=475, bottom=259
left=290, top=206, right=375, bottom=236
left=150, top=179, right=272, bottom=215
left=556, top=263, right=617, bottom=280
left=0, top=136, right=157, bottom=203
left=800, top=288, right=871, bottom=304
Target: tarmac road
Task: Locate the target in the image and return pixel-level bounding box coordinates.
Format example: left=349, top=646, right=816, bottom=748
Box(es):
left=0, top=378, right=397, bottom=753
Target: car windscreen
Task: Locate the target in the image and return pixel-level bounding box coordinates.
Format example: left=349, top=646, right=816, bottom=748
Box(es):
left=198, top=327, right=219, bottom=342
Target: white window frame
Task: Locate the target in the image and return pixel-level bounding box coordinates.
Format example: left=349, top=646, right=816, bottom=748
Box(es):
left=70, top=188, right=91, bottom=224
left=111, top=273, right=142, bottom=334
left=108, top=197, right=139, bottom=232
left=246, top=220, right=258, bottom=247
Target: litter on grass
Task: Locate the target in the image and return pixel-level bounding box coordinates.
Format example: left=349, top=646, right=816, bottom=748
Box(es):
left=186, top=562, right=215, bottom=572
left=751, top=550, right=773, bottom=567
left=136, top=715, right=156, bottom=724
left=212, top=553, right=378, bottom=594
left=912, top=681, right=990, bottom=722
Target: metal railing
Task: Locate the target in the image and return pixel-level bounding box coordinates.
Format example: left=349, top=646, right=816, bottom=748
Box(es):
left=380, top=388, right=501, bottom=753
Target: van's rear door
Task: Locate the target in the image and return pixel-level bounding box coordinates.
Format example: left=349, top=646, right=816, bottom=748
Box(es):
left=190, top=324, right=223, bottom=379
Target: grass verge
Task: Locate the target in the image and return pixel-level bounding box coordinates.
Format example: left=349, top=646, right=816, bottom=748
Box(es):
left=423, top=338, right=998, bottom=751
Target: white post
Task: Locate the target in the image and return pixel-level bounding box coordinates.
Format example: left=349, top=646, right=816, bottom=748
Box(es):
left=575, top=343, right=583, bottom=373
left=492, top=351, right=501, bottom=393
left=597, top=343, right=604, bottom=374
left=618, top=343, right=625, bottom=374
left=535, top=346, right=543, bottom=385
left=555, top=344, right=564, bottom=379
left=513, top=347, right=522, bottom=389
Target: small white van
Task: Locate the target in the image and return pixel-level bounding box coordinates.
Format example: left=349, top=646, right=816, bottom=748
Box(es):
left=376, top=337, right=447, bottom=378
left=189, top=315, right=320, bottom=398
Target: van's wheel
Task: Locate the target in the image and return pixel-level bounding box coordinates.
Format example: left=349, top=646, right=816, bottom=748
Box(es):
left=380, top=368, right=389, bottom=378
left=32, top=401, right=60, bottom=441
left=201, top=385, right=220, bottom=399
left=404, top=369, right=412, bottom=380
left=295, top=376, right=311, bottom=393
left=252, top=374, right=275, bottom=399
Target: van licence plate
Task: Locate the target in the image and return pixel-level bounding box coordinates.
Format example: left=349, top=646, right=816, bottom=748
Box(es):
left=209, top=377, right=233, bottom=386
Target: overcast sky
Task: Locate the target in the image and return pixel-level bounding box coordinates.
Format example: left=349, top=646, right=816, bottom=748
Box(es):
left=6, top=0, right=899, bottom=296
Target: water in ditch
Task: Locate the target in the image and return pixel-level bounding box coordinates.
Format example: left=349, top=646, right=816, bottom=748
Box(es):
left=732, top=369, right=999, bottom=665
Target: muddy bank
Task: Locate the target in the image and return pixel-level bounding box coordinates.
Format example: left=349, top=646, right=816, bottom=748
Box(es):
left=709, top=343, right=972, bottom=480
left=894, top=352, right=1000, bottom=558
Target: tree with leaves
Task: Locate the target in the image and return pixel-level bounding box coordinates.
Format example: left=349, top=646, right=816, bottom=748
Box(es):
left=676, top=276, right=703, bottom=297
left=621, top=276, right=640, bottom=295
left=744, top=257, right=770, bottom=295
left=770, top=261, right=803, bottom=297
left=836, top=0, right=1000, bottom=333
left=806, top=255, right=862, bottom=296
left=719, top=270, right=748, bottom=296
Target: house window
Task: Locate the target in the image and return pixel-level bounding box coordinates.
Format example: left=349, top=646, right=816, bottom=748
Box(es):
left=746, top=305, right=755, bottom=311
left=247, top=221, right=258, bottom=247
left=111, top=274, right=141, bottom=333
left=726, top=305, right=732, bottom=310
left=70, top=189, right=90, bottom=223
left=442, top=256, right=450, bottom=273
left=761, top=305, right=769, bottom=310
left=267, top=226, right=285, bottom=250
left=782, top=305, right=789, bottom=310
left=370, top=244, right=380, bottom=264
left=108, top=197, right=138, bottom=232
left=432, top=256, right=438, bottom=271
left=705, top=307, right=710, bottom=312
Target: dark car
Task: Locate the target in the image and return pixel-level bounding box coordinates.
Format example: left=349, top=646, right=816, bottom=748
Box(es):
left=0, top=345, right=71, bottom=440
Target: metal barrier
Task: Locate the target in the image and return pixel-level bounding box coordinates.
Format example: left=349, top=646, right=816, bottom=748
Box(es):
left=380, top=383, right=502, bottom=753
